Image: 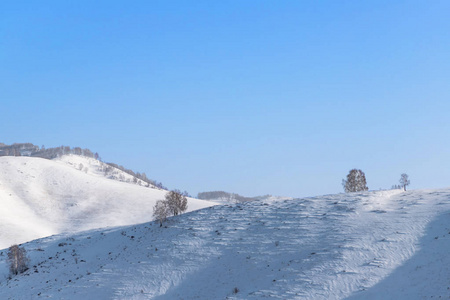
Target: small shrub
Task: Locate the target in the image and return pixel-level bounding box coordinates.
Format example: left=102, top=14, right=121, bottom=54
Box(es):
left=7, top=244, right=29, bottom=276
left=153, top=200, right=169, bottom=227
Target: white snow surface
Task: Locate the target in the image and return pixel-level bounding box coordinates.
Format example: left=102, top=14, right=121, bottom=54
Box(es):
left=53, top=155, right=158, bottom=188
left=0, top=156, right=215, bottom=249
left=0, top=187, right=449, bottom=299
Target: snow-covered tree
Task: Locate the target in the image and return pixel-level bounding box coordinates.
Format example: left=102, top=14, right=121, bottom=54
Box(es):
left=399, top=173, right=410, bottom=191
left=165, top=190, right=188, bottom=216
left=342, top=169, right=369, bottom=193
left=7, top=244, right=29, bottom=276
left=153, top=200, right=169, bottom=227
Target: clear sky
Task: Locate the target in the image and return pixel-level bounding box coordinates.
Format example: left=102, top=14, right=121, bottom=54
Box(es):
left=1, top=1, right=449, bottom=198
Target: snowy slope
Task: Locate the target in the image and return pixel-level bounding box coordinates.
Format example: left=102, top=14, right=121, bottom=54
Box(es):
left=53, top=155, right=158, bottom=188
left=0, top=156, right=215, bottom=249
left=0, top=188, right=448, bottom=299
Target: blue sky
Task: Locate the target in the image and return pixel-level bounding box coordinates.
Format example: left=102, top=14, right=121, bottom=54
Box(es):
left=1, top=1, right=449, bottom=197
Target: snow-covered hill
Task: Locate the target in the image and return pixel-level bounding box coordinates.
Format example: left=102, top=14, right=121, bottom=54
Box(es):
left=54, top=155, right=159, bottom=189
left=0, top=156, right=215, bottom=249
left=0, top=188, right=448, bottom=299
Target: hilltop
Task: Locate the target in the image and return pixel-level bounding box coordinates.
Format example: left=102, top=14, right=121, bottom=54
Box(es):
left=0, top=142, right=167, bottom=189
left=0, top=188, right=448, bottom=299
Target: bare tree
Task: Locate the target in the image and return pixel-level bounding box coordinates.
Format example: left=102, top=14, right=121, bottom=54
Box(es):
left=342, top=169, right=369, bottom=193
left=165, top=190, right=188, bottom=216
left=399, top=173, right=410, bottom=191
left=7, top=244, right=29, bottom=276
left=153, top=200, right=169, bottom=227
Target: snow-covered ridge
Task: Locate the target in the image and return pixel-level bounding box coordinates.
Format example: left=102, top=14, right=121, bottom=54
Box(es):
left=0, top=142, right=167, bottom=190
left=0, top=188, right=448, bottom=299
left=54, top=154, right=158, bottom=189
left=0, top=156, right=216, bottom=249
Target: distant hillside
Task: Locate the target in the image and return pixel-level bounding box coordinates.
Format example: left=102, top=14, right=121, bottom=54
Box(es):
left=0, top=142, right=166, bottom=190
left=197, top=191, right=258, bottom=203
left=197, top=191, right=290, bottom=203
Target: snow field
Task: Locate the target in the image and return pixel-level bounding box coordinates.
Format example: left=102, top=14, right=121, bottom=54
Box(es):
left=0, top=188, right=448, bottom=299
